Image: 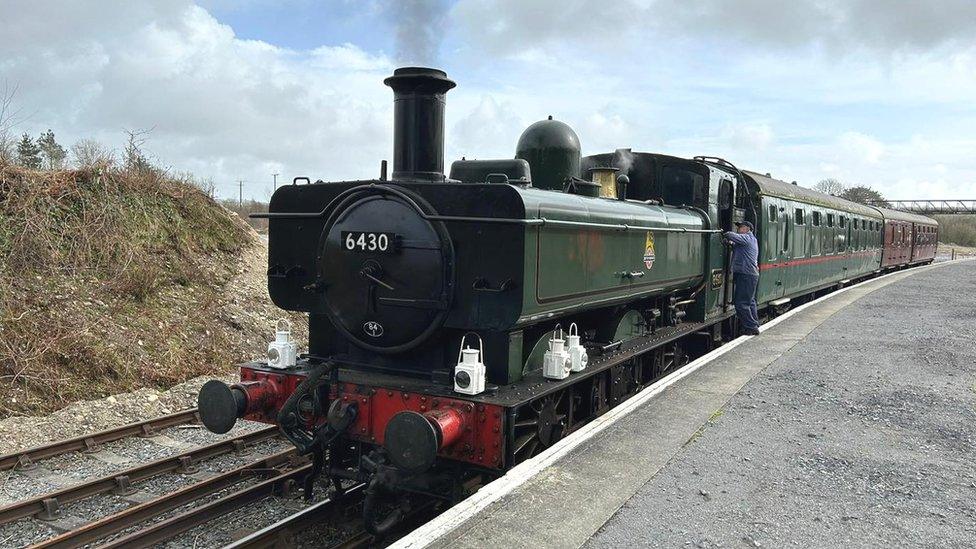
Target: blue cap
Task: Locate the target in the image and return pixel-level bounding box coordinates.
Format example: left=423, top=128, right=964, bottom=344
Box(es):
left=735, top=220, right=755, bottom=231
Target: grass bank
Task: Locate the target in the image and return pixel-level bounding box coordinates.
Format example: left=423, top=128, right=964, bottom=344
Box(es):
left=0, top=163, right=287, bottom=417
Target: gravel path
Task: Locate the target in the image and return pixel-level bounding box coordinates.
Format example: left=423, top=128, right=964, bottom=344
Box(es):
left=587, top=261, right=976, bottom=548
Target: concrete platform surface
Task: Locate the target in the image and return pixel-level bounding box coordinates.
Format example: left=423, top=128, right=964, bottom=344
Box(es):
left=404, top=260, right=975, bottom=549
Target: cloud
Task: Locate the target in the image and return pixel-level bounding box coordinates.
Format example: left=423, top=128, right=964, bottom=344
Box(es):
left=449, top=0, right=633, bottom=57
left=449, top=95, right=524, bottom=160
left=2, top=0, right=973, bottom=204
left=450, top=0, right=976, bottom=57
left=838, top=131, right=885, bottom=164
left=724, top=123, right=775, bottom=151
left=0, top=1, right=395, bottom=199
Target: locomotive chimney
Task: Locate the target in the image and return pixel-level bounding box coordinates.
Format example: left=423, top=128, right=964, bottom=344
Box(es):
left=384, top=67, right=456, bottom=181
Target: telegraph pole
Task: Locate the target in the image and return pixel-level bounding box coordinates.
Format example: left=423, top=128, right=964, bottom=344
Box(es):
left=238, top=179, right=246, bottom=207
left=272, top=173, right=279, bottom=191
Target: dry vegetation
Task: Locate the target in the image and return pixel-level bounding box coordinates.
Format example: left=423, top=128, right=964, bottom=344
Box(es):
left=934, top=215, right=976, bottom=248
left=221, top=198, right=269, bottom=233
left=0, top=162, right=299, bottom=417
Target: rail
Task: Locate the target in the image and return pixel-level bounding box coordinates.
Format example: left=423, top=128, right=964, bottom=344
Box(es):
left=95, top=463, right=315, bottom=548
left=31, top=448, right=301, bottom=549
left=0, top=426, right=279, bottom=524
left=0, top=408, right=200, bottom=471
left=226, top=484, right=367, bottom=549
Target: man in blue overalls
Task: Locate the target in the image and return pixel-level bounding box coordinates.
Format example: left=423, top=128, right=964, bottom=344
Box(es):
left=724, top=221, right=760, bottom=335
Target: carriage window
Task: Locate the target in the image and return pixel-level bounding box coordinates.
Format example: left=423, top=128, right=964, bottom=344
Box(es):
left=794, top=208, right=805, bottom=225
left=813, top=211, right=821, bottom=226
left=768, top=205, right=777, bottom=221
left=827, top=214, right=834, bottom=227
left=839, top=216, right=846, bottom=228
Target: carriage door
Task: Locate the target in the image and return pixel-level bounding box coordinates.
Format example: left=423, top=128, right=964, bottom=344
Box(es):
left=779, top=202, right=791, bottom=296
left=763, top=202, right=783, bottom=298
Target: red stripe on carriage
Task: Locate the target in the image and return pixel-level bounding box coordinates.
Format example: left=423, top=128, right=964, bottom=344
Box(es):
left=760, top=250, right=879, bottom=271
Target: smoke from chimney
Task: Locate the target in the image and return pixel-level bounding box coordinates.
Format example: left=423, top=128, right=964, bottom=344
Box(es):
left=392, top=0, right=445, bottom=65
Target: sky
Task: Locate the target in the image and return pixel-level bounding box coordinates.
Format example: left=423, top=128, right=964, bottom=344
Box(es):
left=1, top=0, right=975, bottom=200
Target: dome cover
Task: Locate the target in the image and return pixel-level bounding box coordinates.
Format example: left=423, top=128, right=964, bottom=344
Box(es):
left=515, top=116, right=581, bottom=191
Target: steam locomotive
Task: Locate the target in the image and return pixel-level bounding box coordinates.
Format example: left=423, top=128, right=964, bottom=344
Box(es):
left=197, top=67, right=937, bottom=533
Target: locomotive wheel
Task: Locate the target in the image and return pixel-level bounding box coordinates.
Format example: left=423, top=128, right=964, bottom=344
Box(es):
left=511, top=391, right=569, bottom=464
left=661, top=343, right=688, bottom=374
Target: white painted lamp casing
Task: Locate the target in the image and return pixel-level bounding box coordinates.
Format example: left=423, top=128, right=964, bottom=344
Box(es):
left=567, top=323, right=588, bottom=372
left=543, top=330, right=571, bottom=380
left=454, top=334, right=486, bottom=395
left=266, top=319, right=297, bottom=369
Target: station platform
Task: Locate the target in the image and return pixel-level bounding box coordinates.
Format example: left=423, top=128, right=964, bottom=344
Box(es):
left=394, top=259, right=975, bottom=549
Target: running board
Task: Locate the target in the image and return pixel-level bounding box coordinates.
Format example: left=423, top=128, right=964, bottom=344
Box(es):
left=770, top=297, right=791, bottom=307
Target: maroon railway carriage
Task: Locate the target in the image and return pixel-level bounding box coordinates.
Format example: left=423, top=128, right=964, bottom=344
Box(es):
left=873, top=207, right=938, bottom=268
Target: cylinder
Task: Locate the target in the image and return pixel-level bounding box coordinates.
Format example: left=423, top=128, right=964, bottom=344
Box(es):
left=425, top=408, right=464, bottom=449
left=383, top=67, right=456, bottom=181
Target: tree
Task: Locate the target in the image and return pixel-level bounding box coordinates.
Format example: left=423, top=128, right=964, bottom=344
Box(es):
left=813, top=178, right=846, bottom=196
left=16, top=132, right=41, bottom=168
left=71, top=138, right=114, bottom=168
left=0, top=81, right=23, bottom=164
left=841, top=185, right=888, bottom=207
left=123, top=128, right=155, bottom=174
left=37, top=129, right=67, bottom=169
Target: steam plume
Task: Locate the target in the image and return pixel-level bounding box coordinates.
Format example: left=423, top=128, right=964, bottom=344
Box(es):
left=615, top=148, right=635, bottom=176
left=392, top=0, right=445, bottom=66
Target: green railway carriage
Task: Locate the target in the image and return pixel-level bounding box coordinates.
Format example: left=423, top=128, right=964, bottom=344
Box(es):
left=741, top=171, right=884, bottom=308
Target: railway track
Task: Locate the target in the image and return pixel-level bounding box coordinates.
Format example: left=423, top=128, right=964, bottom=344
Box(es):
left=0, top=409, right=202, bottom=471
left=0, top=412, right=389, bottom=548
left=0, top=426, right=279, bottom=525
left=226, top=483, right=442, bottom=549
left=226, top=484, right=366, bottom=549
